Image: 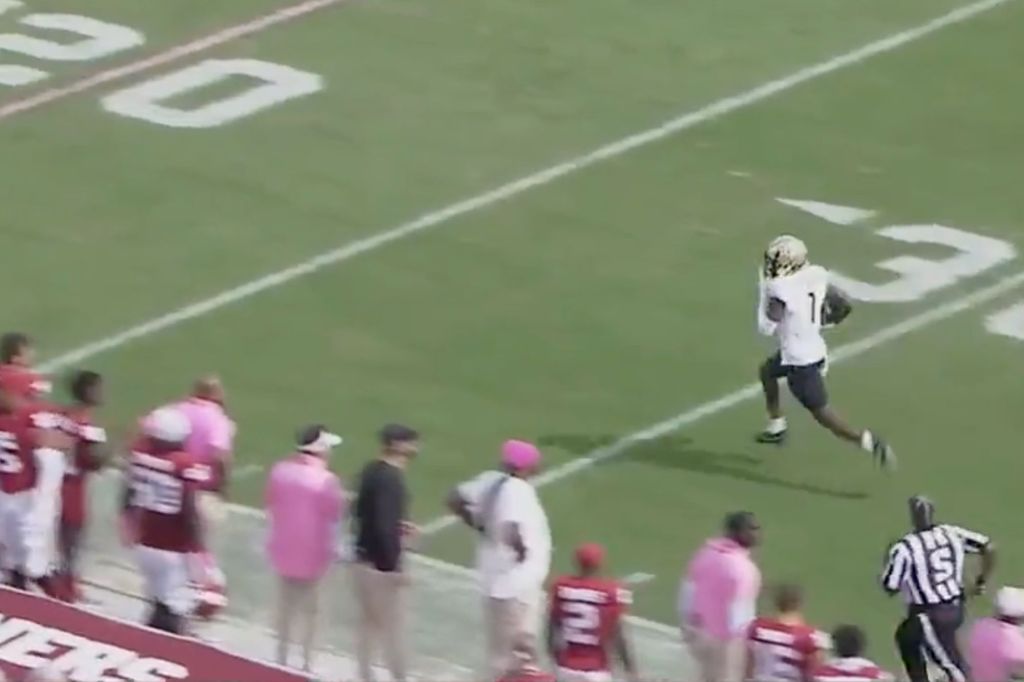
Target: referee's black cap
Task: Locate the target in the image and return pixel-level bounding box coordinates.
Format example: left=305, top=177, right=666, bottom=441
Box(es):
left=379, top=423, right=419, bottom=447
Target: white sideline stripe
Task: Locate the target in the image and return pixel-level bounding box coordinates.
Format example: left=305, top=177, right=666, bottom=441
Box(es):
left=0, top=0, right=342, bottom=121
left=418, top=270, right=1024, bottom=536
left=35, top=0, right=1011, bottom=373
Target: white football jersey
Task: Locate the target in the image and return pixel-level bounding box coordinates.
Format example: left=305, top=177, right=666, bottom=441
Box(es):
left=766, top=264, right=829, bottom=366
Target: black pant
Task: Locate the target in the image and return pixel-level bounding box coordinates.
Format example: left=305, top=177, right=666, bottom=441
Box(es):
left=895, top=602, right=968, bottom=682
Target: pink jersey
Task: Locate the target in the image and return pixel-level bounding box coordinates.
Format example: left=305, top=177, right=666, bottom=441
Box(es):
left=174, top=397, right=235, bottom=492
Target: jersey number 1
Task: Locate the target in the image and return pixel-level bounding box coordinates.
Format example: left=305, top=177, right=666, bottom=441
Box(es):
left=808, top=292, right=822, bottom=323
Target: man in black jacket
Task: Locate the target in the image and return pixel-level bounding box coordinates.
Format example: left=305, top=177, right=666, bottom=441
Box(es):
left=352, top=423, right=420, bottom=682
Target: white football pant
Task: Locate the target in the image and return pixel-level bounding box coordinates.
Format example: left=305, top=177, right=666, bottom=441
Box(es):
left=135, top=546, right=197, bottom=616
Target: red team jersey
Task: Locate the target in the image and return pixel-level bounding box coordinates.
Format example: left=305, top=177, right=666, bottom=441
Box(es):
left=814, top=657, right=892, bottom=682
left=549, top=576, right=632, bottom=673
left=128, top=438, right=206, bottom=553
left=747, top=617, right=826, bottom=682
left=0, top=403, right=63, bottom=494
left=60, top=407, right=105, bottom=527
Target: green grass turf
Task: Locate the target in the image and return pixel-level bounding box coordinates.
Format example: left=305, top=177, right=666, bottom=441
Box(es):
left=3, top=0, right=1024, bottom=670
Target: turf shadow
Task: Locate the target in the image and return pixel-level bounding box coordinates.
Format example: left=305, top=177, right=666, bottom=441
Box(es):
left=538, top=433, right=867, bottom=501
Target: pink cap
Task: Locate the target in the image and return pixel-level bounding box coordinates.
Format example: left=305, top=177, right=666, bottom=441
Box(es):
left=501, top=439, right=541, bottom=471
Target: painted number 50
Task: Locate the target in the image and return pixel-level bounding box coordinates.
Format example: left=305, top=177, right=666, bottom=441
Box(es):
left=830, top=225, right=1016, bottom=303
left=103, top=59, right=323, bottom=129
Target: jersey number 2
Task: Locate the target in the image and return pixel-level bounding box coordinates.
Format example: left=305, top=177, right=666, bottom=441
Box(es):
left=561, top=602, right=601, bottom=646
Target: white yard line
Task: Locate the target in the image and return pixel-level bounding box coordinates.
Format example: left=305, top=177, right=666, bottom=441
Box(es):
left=35, top=0, right=1012, bottom=373
left=0, top=0, right=343, bottom=121
left=418, top=269, right=1024, bottom=535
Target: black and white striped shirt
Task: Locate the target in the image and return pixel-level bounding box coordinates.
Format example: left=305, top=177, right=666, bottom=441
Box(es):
left=881, top=524, right=990, bottom=605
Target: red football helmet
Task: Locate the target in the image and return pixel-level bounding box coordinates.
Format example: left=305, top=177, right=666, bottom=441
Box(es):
left=189, top=552, right=228, bottom=620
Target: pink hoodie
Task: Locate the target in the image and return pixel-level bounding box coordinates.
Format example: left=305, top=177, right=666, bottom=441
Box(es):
left=680, top=537, right=762, bottom=641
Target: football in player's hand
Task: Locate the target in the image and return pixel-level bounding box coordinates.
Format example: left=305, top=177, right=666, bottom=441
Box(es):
left=822, top=285, right=853, bottom=326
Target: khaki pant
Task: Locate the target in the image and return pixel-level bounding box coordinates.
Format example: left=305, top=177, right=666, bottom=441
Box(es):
left=486, top=588, right=543, bottom=678
left=687, top=631, right=745, bottom=682
left=353, top=562, right=407, bottom=682
left=275, top=576, right=321, bottom=671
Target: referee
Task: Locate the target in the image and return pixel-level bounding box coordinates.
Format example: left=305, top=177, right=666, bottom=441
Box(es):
left=881, top=495, right=996, bottom=682
left=352, top=423, right=420, bottom=682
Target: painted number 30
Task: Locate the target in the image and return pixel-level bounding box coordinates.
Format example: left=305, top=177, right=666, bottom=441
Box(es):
left=0, top=4, right=323, bottom=128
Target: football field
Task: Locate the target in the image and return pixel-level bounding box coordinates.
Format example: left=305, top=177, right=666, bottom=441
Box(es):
left=4, top=0, right=1024, bottom=675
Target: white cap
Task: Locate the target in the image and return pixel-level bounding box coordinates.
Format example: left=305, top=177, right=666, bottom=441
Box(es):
left=996, top=587, right=1024, bottom=618
left=144, top=407, right=192, bottom=443
left=297, top=424, right=343, bottom=455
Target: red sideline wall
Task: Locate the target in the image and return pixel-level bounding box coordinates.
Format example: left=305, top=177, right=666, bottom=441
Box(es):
left=0, top=587, right=308, bottom=682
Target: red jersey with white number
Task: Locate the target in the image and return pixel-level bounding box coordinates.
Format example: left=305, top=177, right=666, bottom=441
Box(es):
left=128, top=437, right=207, bottom=552
left=549, top=575, right=631, bottom=672
left=60, top=406, right=105, bottom=527
left=747, top=617, right=825, bottom=682
left=0, top=403, right=63, bottom=494
left=814, top=657, right=893, bottom=682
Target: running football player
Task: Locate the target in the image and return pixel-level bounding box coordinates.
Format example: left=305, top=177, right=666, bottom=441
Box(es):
left=547, top=543, right=638, bottom=682
left=755, top=235, right=895, bottom=469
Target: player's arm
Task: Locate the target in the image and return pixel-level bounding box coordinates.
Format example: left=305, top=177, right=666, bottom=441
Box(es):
left=822, top=284, right=853, bottom=327
left=545, top=595, right=559, bottom=662
left=801, top=633, right=827, bottom=682
left=742, top=621, right=759, bottom=682
left=503, top=521, right=527, bottom=562
left=79, top=425, right=111, bottom=470
left=181, top=481, right=204, bottom=551
left=30, top=412, right=70, bottom=502
left=613, top=621, right=639, bottom=682
left=953, top=525, right=996, bottom=594
left=757, top=269, right=779, bottom=336
left=880, top=542, right=909, bottom=595
left=766, top=296, right=786, bottom=323
left=445, top=487, right=477, bottom=530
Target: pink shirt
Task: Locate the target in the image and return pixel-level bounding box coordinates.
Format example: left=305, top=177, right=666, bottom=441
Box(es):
left=265, top=453, right=345, bottom=581
left=175, top=398, right=235, bottom=491
left=680, top=537, right=761, bottom=641
left=969, top=617, right=1024, bottom=682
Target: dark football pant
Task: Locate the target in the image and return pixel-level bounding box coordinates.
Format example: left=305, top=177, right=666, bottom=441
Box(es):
left=895, top=602, right=968, bottom=682
left=761, top=351, right=829, bottom=411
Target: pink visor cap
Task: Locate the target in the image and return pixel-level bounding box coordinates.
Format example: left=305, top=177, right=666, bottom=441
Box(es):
left=501, top=439, right=541, bottom=471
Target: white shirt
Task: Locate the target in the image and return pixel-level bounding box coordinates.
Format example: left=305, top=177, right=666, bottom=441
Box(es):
left=457, top=470, right=551, bottom=600
left=766, top=264, right=829, bottom=366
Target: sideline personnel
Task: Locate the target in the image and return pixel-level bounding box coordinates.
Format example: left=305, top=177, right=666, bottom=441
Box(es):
left=265, top=424, right=345, bottom=672
left=678, top=511, right=762, bottom=682
left=352, top=423, right=420, bottom=682
left=448, top=440, right=552, bottom=678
